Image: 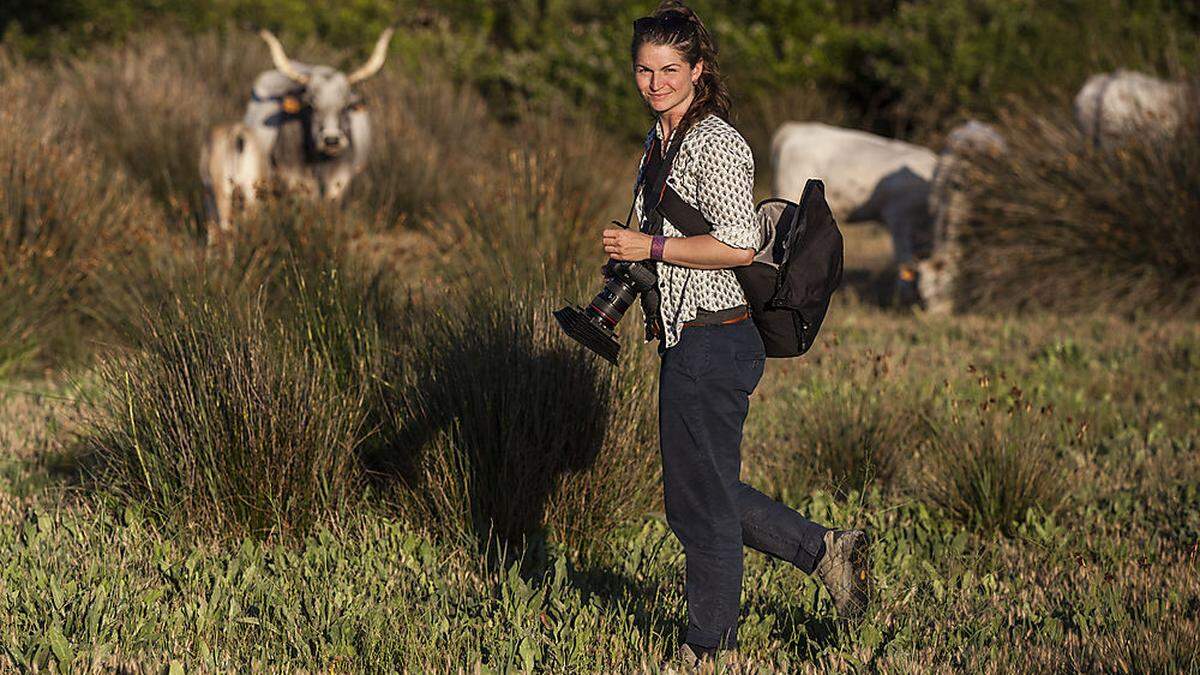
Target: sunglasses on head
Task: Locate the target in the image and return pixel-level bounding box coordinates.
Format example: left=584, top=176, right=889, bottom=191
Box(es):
left=633, top=11, right=690, bottom=34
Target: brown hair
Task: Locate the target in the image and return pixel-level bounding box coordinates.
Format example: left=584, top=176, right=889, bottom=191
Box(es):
left=631, top=1, right=731, bottom=135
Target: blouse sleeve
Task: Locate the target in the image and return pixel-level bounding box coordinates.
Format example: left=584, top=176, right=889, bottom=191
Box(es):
left=693, top=133, right=761, bottom=251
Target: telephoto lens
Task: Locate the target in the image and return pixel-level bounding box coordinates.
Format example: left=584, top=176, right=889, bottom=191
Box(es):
left=554, top=261, right=657, bottom=364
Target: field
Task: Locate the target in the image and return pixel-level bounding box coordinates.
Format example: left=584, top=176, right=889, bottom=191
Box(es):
left=2, top=13, right=1199, bottom=673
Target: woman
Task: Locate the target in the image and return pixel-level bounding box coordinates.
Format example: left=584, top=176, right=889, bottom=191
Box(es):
left=601, top=2, right=871, bottom=665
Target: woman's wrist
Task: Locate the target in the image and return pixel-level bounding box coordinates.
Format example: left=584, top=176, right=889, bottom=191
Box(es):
left=649, top=235, right=667, bottom=261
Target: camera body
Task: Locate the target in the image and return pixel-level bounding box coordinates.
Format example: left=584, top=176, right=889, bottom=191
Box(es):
left=553, top=260, right=657, bottom=364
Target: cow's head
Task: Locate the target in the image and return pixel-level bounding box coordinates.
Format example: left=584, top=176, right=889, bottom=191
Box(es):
left=259, top=28, right=394, bottom=157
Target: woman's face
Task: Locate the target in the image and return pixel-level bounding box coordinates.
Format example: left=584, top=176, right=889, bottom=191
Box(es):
left=634, top=42, right=703, bottom=116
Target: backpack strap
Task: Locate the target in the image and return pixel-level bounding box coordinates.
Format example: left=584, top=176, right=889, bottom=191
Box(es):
left=657, top=184, right=713, bottom=237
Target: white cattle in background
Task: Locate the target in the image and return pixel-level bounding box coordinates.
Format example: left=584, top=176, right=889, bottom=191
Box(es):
left=918, top=121, right=1007, bottom=314
left=1074, top=70, right=1190, bottom=145
left=771, top=122, right=938, bottom=301
left=200, top=27, right=394, bottom=246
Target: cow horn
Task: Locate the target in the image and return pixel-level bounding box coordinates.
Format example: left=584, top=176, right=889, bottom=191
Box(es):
left=258, top=29, right=310, bottom=84
left=347, top=27, right=396, bottom=85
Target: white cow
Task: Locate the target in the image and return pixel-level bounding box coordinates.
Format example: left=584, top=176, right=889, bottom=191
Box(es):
left=771, top=122, right=937, bottom=301
left=200, top=28, right=394, bottom=246
left=1074, top=70, right=1189, bottom=145
left=918, top=121, right=1006, bottom=314
left=200, top=122, right=270, bottom=242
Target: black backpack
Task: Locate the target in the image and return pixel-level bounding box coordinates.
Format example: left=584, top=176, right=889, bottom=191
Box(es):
left=639, top=128, right=843, bottom=357
left=737, top=183, right=844, bottom=356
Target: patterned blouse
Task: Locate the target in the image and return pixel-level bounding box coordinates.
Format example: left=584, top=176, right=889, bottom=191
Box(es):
left=635, top=114, right=761, bottom=350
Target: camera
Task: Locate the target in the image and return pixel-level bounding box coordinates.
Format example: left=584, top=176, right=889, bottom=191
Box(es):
left=554, top=259, right=657, bottom=364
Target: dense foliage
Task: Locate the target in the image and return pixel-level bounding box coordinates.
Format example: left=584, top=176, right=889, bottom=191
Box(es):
left=5, top=0, right=1199, bottom=140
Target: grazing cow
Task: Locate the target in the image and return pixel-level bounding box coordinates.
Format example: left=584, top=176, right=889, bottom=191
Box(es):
left=918, top=121, right=1006, bottom=314
left=200, top=27, right=395, bottom=245
left=1074, top=70, right=1189, bottom=146
left=771, top=122, right=937, bottom=302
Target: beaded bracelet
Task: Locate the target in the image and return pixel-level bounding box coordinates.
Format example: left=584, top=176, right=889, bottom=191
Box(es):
left=650, top=235, right=667, bottom=261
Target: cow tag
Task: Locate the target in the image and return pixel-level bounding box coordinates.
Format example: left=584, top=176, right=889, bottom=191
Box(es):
left=282, top=95, right=302, bottom=115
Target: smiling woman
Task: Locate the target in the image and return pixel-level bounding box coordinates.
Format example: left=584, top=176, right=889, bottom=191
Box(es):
left=600, top=2, right=874, bottom=668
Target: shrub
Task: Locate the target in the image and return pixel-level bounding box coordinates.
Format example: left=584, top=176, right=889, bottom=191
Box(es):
left=957, top=98, right=1200, bottom=317
left=80, top=268, right=380, bottom=540
left=914, top=374, right=1079, bottom=533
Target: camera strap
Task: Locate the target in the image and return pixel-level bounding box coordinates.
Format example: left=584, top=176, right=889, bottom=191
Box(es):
left=623, top=122, right=686, bottom=234
left=624, top=122, right=717, bottom=239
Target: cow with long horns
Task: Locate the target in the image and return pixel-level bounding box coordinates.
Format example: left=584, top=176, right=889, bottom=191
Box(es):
left=200, top=27, right=395, bottom=245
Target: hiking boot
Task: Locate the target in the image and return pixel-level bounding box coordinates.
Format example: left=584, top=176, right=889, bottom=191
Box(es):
left=815, top=529, right=871, bottom=622
left=666, top=643, right=738, bottom=673
left=663, top=643, right=704, bottom=673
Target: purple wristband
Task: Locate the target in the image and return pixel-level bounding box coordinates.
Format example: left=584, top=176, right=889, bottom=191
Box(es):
left=650, top=235, right=667, bottom=261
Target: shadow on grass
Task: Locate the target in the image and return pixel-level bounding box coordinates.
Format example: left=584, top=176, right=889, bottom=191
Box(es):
left=365, top=295, right=623, bottom=562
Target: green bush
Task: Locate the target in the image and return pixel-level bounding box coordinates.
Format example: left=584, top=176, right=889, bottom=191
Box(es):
left=11, top=1, right=1199, bottom=142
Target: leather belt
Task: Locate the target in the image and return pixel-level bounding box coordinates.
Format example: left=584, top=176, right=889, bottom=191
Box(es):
left=684, top=305, right=750, bottom=328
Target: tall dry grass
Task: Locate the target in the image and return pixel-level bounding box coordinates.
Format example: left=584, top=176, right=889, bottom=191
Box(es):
left=349, top=66, right=500, bottom=228
left=956, top=95, right=1200, bottom=317
left=57, top=31, right=271, bottom=234
left=0, top=64, right=158, bottom=374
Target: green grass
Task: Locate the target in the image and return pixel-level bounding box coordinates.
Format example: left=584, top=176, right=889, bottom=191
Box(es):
left=2, top=303, right=1198, bottom=671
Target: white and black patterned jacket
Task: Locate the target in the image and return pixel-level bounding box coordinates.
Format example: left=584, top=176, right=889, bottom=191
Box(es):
left=635, top=114, right=761, bottom=350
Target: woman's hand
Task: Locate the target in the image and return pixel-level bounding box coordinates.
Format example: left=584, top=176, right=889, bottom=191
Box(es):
left=603, top=229, right=653, bottom=261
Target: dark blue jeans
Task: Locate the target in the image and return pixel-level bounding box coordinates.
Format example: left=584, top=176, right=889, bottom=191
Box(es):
left=658, top=319, right=828, bottom=651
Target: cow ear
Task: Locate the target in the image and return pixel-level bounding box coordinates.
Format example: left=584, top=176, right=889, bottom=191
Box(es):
left=282, top=95, right=303, bottom=115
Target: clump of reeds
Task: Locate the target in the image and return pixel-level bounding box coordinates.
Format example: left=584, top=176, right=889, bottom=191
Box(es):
left=915, top=371, right=1081, bottom=533
left=80, top=265, right=382, bottom=540
left=956, top=90, right=1200, bottom=317
left=749, top=351, right=919, bottom=497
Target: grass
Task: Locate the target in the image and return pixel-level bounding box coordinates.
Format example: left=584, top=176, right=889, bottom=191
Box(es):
left=0, top=67, right=158, bottom=374
left=2, top=304, right=1198, bottom=670
left=377, top=285, right=660, bottom=555
left=916, top=375, right=1077, bottom=533
left=79, top=278, right=373, bottom=540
